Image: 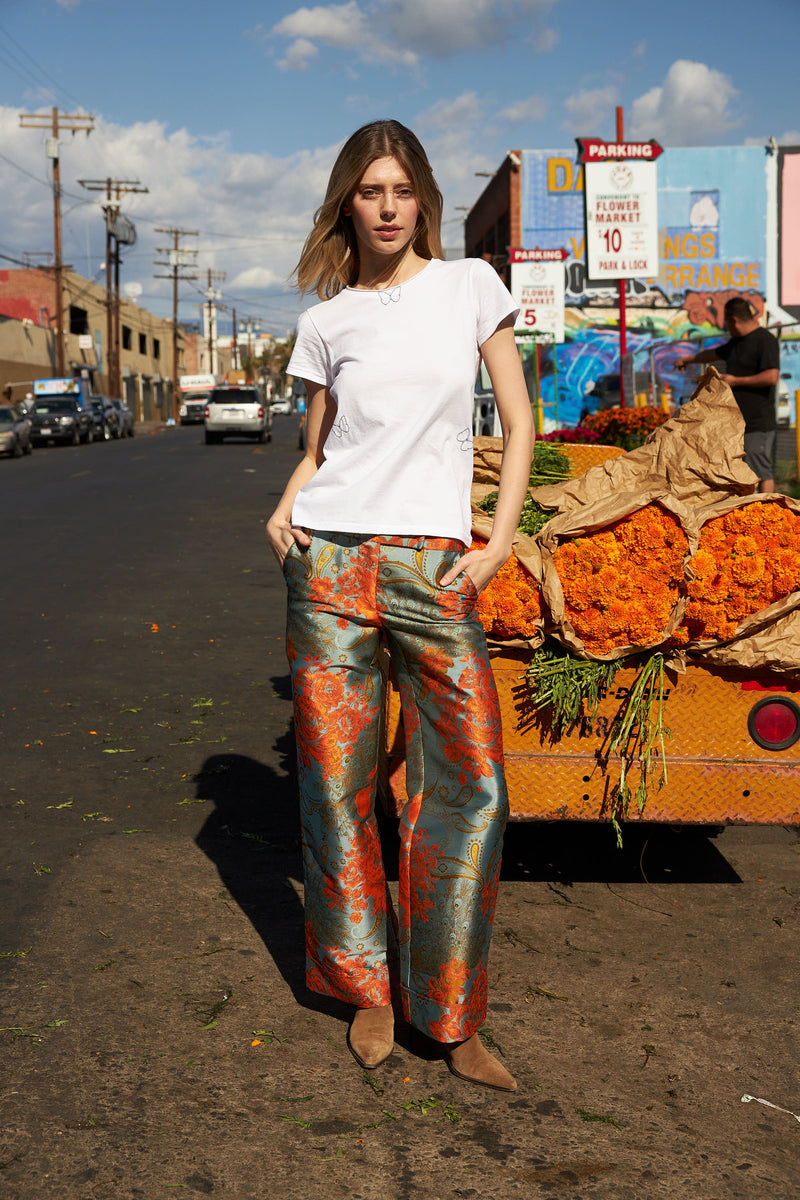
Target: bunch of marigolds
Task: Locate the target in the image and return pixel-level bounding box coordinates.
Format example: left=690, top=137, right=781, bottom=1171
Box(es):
left=470, top=538, right=541, bottom=641
left=473, top=498, right=800, bottom=655
left=553, top=504, right=688, bottom=655
left=671, top=501, right=800, bottom=644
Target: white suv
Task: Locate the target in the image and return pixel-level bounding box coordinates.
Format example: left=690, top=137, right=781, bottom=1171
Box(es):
left=204, top=385, right=272, bottom=444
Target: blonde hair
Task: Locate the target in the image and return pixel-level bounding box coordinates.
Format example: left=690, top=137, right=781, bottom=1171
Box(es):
left=295, top=120, right=444, bottom=299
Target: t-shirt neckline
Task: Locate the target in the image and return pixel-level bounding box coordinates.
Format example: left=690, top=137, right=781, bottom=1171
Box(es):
left=346, top=259, right=436, bottom=294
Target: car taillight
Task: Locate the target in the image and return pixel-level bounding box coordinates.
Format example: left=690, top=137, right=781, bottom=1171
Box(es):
left=204, top=406, right=209, bottom=418
left=258, top=407, right=264, bottom=418
left=748, top=697, right=800, bottom=751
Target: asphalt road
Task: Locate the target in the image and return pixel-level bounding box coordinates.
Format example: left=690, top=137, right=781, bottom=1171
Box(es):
left=2, top=421, right=800, bottom=1199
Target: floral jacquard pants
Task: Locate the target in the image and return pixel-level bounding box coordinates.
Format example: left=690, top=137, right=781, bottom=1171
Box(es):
left=283, top=531, right=509, bottom=1043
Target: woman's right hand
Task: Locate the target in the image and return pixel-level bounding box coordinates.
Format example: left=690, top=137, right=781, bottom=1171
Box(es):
left=266, top=514, right=310, bottom=566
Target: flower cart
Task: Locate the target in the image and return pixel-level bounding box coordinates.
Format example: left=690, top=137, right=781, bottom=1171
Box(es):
left=383, top=371, right=800, bottom=833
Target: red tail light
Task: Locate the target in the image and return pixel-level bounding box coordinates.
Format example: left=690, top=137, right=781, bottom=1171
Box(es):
left=204, top=406, right=209, bottom=418
left=748, top=697, right=800, bottom=751
left=258, top=407, right=264, bottom=418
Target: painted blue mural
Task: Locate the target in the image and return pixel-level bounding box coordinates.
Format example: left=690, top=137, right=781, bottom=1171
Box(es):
left=518, top=145, right=790, bottom=428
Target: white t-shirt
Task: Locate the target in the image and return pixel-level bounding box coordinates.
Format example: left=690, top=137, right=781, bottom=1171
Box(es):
left=286, top=256, right=518, bottom=545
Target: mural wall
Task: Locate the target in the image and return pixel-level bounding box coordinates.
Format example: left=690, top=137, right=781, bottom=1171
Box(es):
left=519, top=145, right=799, bottom=430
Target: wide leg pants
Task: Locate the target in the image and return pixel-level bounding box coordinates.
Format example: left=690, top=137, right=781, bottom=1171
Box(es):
left=283, top=531, right=509, bottom=1043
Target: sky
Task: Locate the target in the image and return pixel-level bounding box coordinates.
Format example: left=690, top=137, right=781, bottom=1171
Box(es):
left=0, top=0, right=798, bottom=336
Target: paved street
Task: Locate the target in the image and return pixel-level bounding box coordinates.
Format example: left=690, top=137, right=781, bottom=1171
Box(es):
left=2, top=422, right=799, bottom=1199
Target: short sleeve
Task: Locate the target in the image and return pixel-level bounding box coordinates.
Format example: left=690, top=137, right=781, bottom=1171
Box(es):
left=471, top=258, right=519, bottom=347
left=716, top=339, right=733, bottom=363
left=286, top=309, right=330, bottom=387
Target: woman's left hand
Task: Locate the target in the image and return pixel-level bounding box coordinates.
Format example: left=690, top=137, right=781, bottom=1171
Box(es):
left=439, top=543, right=510, bottom=594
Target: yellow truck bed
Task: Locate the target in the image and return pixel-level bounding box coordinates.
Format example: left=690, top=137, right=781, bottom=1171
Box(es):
left=384, top=654, right=800, bottom=826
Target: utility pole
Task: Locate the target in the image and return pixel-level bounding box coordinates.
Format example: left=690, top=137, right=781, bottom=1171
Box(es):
left=204, top=269, right=226, bottom=377
left=19, top=106, right=95, bottom=378
left=231, top=308, right=238, bottom=371
left=79, top=177, right=148, bottom=397
left=240, top=317, right=261, bottom=381
left=154, top=228, right=198, bottom=420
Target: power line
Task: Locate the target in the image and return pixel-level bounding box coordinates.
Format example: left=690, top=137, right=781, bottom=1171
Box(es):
left=0, top=22, right=87, bottom=110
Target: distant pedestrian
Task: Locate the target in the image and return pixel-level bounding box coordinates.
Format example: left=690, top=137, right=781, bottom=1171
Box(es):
left=675, top=297, right=780, bottom=491
left=266, top=119, right=533, bottom=1092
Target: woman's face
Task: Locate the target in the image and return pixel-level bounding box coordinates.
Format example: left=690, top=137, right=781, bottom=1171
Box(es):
left=344, top=155, right=419, bottom=260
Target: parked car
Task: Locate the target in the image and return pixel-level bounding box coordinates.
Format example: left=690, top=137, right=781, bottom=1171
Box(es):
left=108, top=398, right=135, bottom=437
left=180, top=390, right=213, bottom=425
left=204, top=385, right=271, bottom=444
left=89, top=395, right=121, bottom=441
left=270, top=397, right=292, bottom=416
left=0, top=405, right=33, bottom=457
left=29, top=396, right=95, bottom=445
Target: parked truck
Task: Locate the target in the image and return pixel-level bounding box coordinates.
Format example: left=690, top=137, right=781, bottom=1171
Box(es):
left=383, top=443, right=800, bottom=830
left=179, top=374, right=217, bottom=425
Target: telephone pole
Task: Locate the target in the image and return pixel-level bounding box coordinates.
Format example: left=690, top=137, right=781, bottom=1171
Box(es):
left=154, top=228, right=198, bottom=420
left=78, top=178, right=148, bottom=397
left=19, top=107, right=95, bottom=378
left=204, top=269, right=226, bottom=377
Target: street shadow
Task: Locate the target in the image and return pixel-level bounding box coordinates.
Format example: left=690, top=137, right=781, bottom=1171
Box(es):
left=193, top=697, right=348, bottom=1023
left=499, top=820, right=741, bottom=884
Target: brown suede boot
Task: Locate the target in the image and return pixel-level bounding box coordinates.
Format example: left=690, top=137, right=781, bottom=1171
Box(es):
left=445, top=1033, right=517, bottom=1092
left=346, top=1003, right=395, bottom=1070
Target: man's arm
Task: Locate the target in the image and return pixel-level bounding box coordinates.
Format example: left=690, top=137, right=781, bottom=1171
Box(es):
left=719, top=366, right=779, bottom=388
left=674, top=346, right=725, bottom=372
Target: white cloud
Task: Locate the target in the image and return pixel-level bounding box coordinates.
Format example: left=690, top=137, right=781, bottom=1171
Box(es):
left=562, top=85, right=618, bottom=133
left=416, top=91, right=483, bottom=132
left=229, top=266, right=283, bottom=290
left=278, top=37, right=319, bottom=71
left=497, top=95, right=548, bottom=124
left=269, top=0, right=558, bottom=70
left=0, top=105, right=340, bottom=331
left=628, top=59, right=739, bottom=145
left=413, top=92, right=497, bottom=241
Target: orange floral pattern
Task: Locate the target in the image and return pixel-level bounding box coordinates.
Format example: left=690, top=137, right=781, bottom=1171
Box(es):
left=554, top=504, right=688, bottom=655
left=671, top=500, right=800, bottom=644
left=284, top=531, right=508, bottom=1042
left=469, top=538, right=542, bottom=640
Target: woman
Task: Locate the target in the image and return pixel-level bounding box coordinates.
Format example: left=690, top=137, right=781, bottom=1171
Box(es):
left=267, top=119, right=534, bottom=1092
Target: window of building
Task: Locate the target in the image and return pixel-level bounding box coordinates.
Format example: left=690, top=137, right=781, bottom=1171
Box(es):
left=153, top=338, right=160, bottom=360
left=69, top=305, right=89, bottom=336
left=122, top=325, right=132, bottom=350
left=139, top=332, right=147, bottom=355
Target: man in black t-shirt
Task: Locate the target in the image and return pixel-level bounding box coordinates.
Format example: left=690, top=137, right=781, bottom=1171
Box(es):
left=675, top=297, right=780, bottom=491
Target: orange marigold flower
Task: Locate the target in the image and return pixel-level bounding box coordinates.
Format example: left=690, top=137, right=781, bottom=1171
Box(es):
left=553, top=504, right=688, bottom=655
left=470, top=539, right=542, bottom=640
left=677, top=501, right=800, bottom=642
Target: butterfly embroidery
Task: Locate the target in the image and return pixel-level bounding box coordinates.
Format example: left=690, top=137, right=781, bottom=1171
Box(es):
left=456, top=428, right=472, bottom=452
left=331, top=415, right=351, bottom=438
left=378, top=285, right=402, bottom=305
